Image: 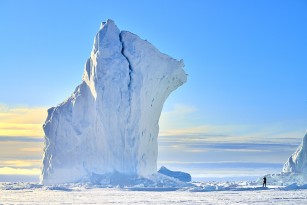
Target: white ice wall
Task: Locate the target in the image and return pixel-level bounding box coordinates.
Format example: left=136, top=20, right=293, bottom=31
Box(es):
left=41, top=20, right=187, bottom=184
left=283, top=131, right=307, bottom=174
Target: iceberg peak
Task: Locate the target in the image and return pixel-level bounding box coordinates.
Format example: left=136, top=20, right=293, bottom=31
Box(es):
left=283, top=131, right=307, bottom=174
left=92, top=19, right=121, bottom=56
left=41, top=20, right=187, bottom=185
left=100, top=19, right=116, bottom=29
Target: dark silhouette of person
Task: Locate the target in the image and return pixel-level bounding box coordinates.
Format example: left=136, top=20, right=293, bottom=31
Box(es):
left=263, top=176, right=267, bottom=187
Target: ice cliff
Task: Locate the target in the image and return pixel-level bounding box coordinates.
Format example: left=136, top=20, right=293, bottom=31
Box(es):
left=283, top=131, right=307, bottom=174
left=262, top=131, right=307, bottom=186
left=41, top=19, right=187, bottom=185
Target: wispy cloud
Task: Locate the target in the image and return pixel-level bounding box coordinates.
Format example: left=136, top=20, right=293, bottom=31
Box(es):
left=0, top=105, right=47, bottom=124
left=0, top=160, right=41, bottom=168
left=159, top=104, right=304, bottom=145
left=160, top=104, right=197, bottom=130
left=0, top=104, right=47, bottom=137
left=0, top=136, right=43, bottom=142
left=157, top=103, right=304, bottom=173
left=159, top=124, right=304, bottom=145
left=0, top=141, right=43, bottom=160
left=20, top=148, right=42, bottom=152
left=0, top=167, right=40, bottom=175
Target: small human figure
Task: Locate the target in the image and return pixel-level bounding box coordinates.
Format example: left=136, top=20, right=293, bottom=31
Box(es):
left=263, top=176, right=267, bottom=187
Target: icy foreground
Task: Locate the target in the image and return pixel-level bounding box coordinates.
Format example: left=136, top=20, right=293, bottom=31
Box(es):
left=41, top=19, right=187, bottom=184
left=2, top=182, right=307, bottom=205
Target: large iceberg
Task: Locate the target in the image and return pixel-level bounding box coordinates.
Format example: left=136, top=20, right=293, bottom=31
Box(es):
left=283, top=131, right=307, bottom=174
left=262, top=131, right=307, bottom=186
left=41, top=19, right=187, bottom=184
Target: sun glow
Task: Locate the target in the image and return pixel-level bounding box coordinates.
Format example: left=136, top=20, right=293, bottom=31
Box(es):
left=0, top=105, right=47, bottom=137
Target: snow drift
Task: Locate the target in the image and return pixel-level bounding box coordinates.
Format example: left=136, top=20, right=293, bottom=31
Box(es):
left=41, top=19, right=187, bottom=184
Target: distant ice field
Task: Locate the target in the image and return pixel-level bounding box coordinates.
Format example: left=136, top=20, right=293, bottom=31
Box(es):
left=1, top=183, right=307, bottom=204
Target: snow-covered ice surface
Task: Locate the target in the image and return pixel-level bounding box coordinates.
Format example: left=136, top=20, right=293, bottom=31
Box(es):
left=1, top=182, right=307, bottom=204
left=263, top=172, right=307, bottom=186
left=41, top=19, right=187, bottom=184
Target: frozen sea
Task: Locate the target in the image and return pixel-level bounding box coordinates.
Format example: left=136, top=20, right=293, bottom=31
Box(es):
left=1, top=182, right=307, bottom=204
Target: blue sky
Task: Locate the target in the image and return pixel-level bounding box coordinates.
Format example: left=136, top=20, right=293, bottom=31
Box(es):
left=0, top=0, right=306, bottom=181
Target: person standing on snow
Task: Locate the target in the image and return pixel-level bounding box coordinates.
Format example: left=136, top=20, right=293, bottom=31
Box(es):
left=263, top=176, right=267, bottom=187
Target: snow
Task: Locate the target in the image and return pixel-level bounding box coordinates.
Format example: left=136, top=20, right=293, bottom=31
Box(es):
left=2, top=182, right=307, bottom=204
left=41, top=19, right=187, bottom=185
left=262, top=172, right=307, bottom=186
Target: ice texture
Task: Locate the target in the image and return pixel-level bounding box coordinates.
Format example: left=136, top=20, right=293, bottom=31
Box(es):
left=262, top=131, right=307, bottom=186
left=283, top=131, right=307, bottom=174
left=158, top=166, right=191, bottom=182
left=41, top=19, right=187, bottom=184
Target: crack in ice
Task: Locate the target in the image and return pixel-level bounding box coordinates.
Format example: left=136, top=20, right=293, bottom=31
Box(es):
left=119, top=32, right=133, bottom=90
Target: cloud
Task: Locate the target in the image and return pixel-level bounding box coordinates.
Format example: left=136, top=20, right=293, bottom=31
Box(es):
left=158, top=108, right=302, bottom=166
left=0, top=104, right=45, bottom=177
left=0, top=167, right=40, bottom=175
left=20, top=148, right=42, bottom=152
left=0, top=104, right=47, bottom=137
left=159, top=104, right=305, bottom=145
left=0, top=136, right=43, bottom=142
left=0, top=105, right=47, bottom=124
left=159, top=104, right=197, bottom=130
left=0, top=160, right=41, bottom=168
left=0, top=141, right=43, bottom=160
left=159, top=125, right=236, bottom=138
left=0, top=123, right=44, bottom=137
left=156, top=103, right=305, bottom=171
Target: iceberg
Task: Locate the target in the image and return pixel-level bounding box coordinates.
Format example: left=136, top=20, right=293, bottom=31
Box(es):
left=158, top=166, right=191, bottom=182
left=261, top=131, right=307, bottom=186
left=40, top=19, right=187, bottom=184
left=283, top=131, right=307, bottom=174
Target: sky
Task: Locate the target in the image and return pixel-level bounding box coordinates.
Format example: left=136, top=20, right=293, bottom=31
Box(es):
left=0, top=0, right=306, bottom=182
